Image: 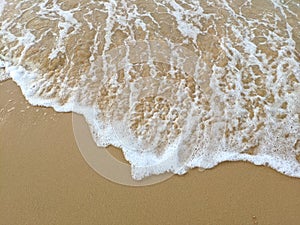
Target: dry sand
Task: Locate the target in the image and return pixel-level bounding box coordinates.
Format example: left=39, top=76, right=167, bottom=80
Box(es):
left=1, top=79, right=300, bottom=225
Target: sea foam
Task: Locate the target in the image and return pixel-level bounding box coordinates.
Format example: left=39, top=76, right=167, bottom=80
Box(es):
left=1, top=0, right=300, bottom=179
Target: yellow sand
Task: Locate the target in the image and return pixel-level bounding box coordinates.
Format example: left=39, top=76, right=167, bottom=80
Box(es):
left=1, top=80, right=300, bottom=225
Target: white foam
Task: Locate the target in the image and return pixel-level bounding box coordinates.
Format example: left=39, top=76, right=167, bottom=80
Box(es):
left=0, top=59, right=10, bottom=81
left=0, top=0, right=6, bottom=16
left=1, top=0, right=300, bottom=180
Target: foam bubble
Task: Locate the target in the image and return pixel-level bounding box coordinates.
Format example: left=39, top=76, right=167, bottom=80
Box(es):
left=0, top=0, right=6, bottom=16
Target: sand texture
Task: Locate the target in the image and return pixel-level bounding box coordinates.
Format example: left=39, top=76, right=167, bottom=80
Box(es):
left=1, top=80, right=300, bottom=225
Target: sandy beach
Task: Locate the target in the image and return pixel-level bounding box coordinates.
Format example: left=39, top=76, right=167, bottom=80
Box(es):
left=1, top=0, right=300, bottom=224
left=1, top=79, right=300, bottom=225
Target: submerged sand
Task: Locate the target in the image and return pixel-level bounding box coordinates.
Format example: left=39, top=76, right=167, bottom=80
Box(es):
left=1, top=0, right=300, bottom=179
left=1, top=80, right=300, bottom=224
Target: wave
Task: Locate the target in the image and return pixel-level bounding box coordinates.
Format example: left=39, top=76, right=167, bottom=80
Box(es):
left=1, top=0, right=300, bottom=179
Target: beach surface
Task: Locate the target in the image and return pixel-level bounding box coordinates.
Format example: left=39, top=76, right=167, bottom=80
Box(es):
left=1, top=79, right=300, bottom=225
left=1, top=0, right=300, bottom=179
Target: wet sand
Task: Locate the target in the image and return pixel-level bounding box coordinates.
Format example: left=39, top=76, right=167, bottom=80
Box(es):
left=1, top=79, right=300, bottom=225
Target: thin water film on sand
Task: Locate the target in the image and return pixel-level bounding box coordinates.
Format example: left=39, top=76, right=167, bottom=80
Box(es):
left=0, top=0, right=300, bottom=179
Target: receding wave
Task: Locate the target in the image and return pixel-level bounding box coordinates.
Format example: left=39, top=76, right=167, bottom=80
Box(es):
left=1, top=0, right=300, bottom=179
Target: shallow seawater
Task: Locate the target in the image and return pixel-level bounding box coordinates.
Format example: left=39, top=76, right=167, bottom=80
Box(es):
left=0, top=0, right=300, bottom=180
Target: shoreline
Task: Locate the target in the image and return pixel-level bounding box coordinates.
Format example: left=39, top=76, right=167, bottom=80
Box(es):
left=1, top=79, right=300, bottom=224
